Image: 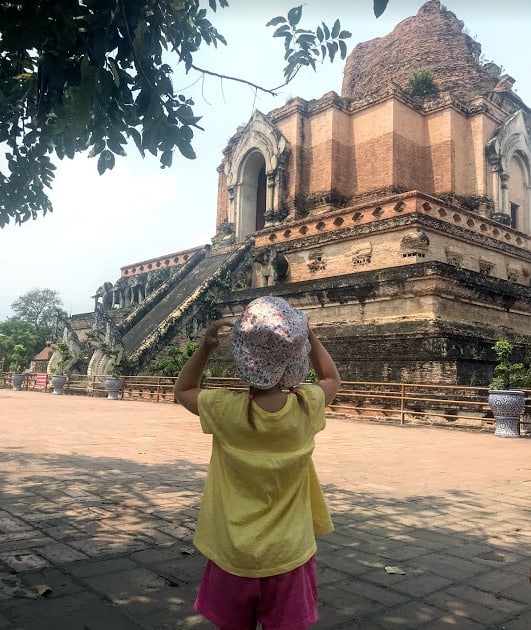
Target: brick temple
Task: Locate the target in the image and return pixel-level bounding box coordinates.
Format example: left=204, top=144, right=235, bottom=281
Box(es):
left=63, top=0, right=531, bottom=384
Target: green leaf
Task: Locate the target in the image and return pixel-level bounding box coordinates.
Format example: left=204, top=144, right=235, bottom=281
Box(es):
left=331, top=19, right=340, bottom=39
left=287, top=6, right=302, bottom=27
left=107, top=138, right=127, bottom=156
left=266, top=16, right=287, bottom=27
left=316, top=26, right=324, bottom=43
left=127, top=128, right=143, bottom=156
left=176, top=139, right=196, bottom=160
left=273, top=25, right=291, bottom=38
left=296, top=34, right=315, bottom=45
left=339, top=40, right=347, bottom=59
left=160, top=150, right=173, bottom=168
left=327, top=41, right=338, bottom=63
left=97, top=149, right=115, bottom=174
left=374, top=0, right=389, bottom=18
left=88, top=139, right=106, bottom=158
left=108, top=58, right=120, bottom=87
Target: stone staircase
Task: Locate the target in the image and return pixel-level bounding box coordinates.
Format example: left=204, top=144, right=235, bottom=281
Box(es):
left=121, top=240, right=252, bottom=370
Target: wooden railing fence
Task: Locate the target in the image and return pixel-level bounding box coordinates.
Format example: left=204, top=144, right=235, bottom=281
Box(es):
left=2, top=372, right=530, bottom=432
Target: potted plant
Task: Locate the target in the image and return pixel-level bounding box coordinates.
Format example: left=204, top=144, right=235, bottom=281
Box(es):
left=9, top=344, right=27, bottom=391
left=488, top=340, right=531, bottom=437
left=105, top=349, right=130, bottom=400
left=50, top=341, right=73, bottom=395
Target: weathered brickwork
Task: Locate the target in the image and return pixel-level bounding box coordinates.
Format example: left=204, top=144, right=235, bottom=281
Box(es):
left=341, top=0, right=498, bottom=105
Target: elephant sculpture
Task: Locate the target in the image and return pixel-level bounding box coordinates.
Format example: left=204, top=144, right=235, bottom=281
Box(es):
left=112, top=276, right=130, bottom=309
left=92, top=281, right=114, bottom=311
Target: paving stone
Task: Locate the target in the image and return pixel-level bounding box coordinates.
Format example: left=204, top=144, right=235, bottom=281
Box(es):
left=0, top=552, right=49, bottom=573
left=318, top=583, right=385, bottom=621
left=317, top=565, right=347, bottom=585
left=68, top=556, right=139, bottom=578
left=117, top=583, right=205, bottom=628
left=376, top=601, right=444, bottom=628
left=0, top=531, right=52, bottom=553
left=0, top=611, right=15, bottom=629
left=0, top=572, right=32, bottom=602
left=502, top=610, right=531, bottom=630
left=417, top=615, right=485, bottom=629
left=424, top=589, right=522, bottom=625
left=443, top=584, right=528, bottom=614
left=0, top=514, right=33, bottom=534
left=0, top=591, right=145, bottom=630
left=83, top=566, right=170, bottom=601
left=68, top=534, right=147, bottom=557
left=337, top=576, right=411, bottom=607
left=20, top=567, right=84, bottom=598
left=467, top=569, right=526, bottom=593
left=499, top=580, right=531, bottom=606
left=313, top=602, right=372, bottom=629
left=33, top=542, right=88, bottom=564
left=407, top=552, right=489, bottom=581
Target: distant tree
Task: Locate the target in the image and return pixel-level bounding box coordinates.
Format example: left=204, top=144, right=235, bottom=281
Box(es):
left=0, top=0, right=390, bottom=227
left=0, top=317, right=43, bottom=370
left=10, top=288, right=67, bottom=340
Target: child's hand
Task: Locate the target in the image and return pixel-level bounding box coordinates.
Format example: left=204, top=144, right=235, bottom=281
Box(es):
left=202, top=319, right=233, bottom=352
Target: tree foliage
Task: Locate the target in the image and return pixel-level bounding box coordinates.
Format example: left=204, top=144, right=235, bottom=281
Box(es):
left=155, top=341, right=198, bottom=377
left=0, top=317, right=42, bottom=370
left=11, top=287, right=67, bottom=338
left=266, top=7, right=351, bottom=83
left=489, top=340, right=531, bottom=390
left=0, top=0, right=390, bottom=227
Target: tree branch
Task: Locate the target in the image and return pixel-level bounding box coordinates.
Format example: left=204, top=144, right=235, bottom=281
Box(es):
left=190, top=63, right=297, bottom=97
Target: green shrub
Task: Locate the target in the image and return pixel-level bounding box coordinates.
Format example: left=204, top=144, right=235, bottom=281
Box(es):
left=408, top=68, right=437, bottom=97
left=155, top=341, right=198, bottom=377
left=489, top=340, right=531, bottom=390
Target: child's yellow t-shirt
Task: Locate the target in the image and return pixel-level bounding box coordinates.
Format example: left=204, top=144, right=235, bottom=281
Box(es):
left=194, top=384, right=333, bottom=578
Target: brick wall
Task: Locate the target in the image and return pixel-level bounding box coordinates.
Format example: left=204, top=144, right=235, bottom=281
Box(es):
left=341, top=1, right=497, bottom=105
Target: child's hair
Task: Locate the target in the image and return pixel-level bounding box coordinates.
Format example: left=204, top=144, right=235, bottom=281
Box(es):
left=246, top=385, right=309, bottom=430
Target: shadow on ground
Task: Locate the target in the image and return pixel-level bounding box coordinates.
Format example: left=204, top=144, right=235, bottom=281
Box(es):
left=0, top=450, right=529, bottom=629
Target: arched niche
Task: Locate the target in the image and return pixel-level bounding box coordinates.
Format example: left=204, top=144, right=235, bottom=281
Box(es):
left=225, top=111, right=290, bottom=241
left=486, top=109, right=531, bottom=232
left=236, top=150, right=266, bottom=238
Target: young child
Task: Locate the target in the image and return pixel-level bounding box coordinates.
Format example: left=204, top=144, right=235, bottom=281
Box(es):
left=174, top=295, right=340, bottom=630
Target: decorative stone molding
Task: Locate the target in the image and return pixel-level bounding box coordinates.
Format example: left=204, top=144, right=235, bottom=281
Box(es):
left=400, top=230, right=430, bottom=258
left=253, top=246, right=289, bottom=287
left=308, top=250, right=326, bottom=273
left=352, top=243, right=372, bottom=266
left=445, top=248, right=463, bottom=267
left=224, top=110, right=290, bottom=240
left=486, top=109, right=531, bottom=221
left=506, top=266, right=521, bottom=283
left=479, top=258, right=495, bottom=275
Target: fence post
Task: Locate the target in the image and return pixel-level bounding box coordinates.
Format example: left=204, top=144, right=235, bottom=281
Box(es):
left=400, top=384, right=405, bottom=425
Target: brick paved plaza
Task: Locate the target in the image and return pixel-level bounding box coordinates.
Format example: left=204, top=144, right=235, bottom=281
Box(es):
left=0, top=390, right=529, bottom=629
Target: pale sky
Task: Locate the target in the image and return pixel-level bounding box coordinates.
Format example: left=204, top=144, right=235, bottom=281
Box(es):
left=1, top=0, right=530, bottom=319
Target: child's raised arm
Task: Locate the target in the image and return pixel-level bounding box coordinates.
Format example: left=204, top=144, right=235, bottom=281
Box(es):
left=308, top=328, right=341, bottom=406
left=174, top=319, right=232, bottom=415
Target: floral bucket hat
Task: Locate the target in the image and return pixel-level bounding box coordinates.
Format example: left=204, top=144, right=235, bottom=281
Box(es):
left=230, top=296, right=311, bottom=389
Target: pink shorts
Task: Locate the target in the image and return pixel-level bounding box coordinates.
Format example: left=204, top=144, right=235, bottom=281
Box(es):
left=194, top=555, right=318, bottom=630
